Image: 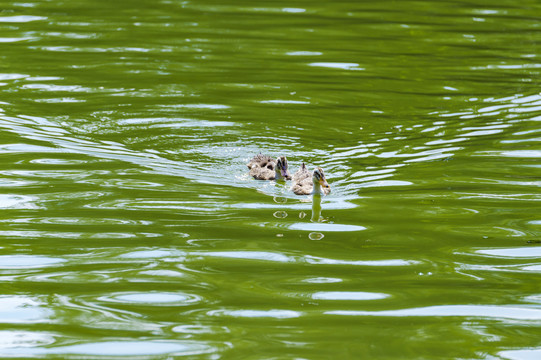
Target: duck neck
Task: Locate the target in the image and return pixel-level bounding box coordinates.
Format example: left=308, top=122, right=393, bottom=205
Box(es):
left=275, top=170, right=284, bottom=180
left=311, top=183, right=323, bottom=195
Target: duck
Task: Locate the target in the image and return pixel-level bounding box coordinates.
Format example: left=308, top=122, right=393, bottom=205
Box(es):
left=247, top=154, right=292, bottom=180
left=291, top=163, right=331, bottom=195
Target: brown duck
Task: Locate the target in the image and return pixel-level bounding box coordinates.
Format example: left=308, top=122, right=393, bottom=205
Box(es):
left=247, top=154, right=292, bottom=180
left=291, top=163, right=331, bottom=195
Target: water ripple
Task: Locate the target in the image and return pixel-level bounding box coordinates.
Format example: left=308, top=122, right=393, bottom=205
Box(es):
left=0, top=296, right=50, bottom=323
left=198, top=251, right=417, bottom=267
left=0, top=255, right=65, bottom=269
left=0, top=194, right=40, bottom=209
left=499, top=348, right=541, bottom=360
left=308, top=62, right=364, bottom=70
left=288, top=222, right=366, bottom=232
left=0, top=15, right=46, bottom=22
left=310, top=291, right=389, bottom=301
left=327, top=305, right=541, bottom=321
left=0, top=331, right=55, bottom=349
left=0, top=340, right=217, bottom=357
left=208, top=309, right=302, bottom=319
left=476, top=247, right=541, bottom=258
left=100, top=292, right=202, bottom=306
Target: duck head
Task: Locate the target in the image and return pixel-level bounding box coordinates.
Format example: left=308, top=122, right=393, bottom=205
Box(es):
left=275, top=156, right=291, bottom=180
left=312, top=167, right=330, bottom=194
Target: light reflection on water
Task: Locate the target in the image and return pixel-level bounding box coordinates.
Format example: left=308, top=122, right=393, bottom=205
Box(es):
left=311, top=291, right=389, bottom=301
left=0, top=340, right=218, bottom=357
left=208, top=309, right=302, bottom=319
left=327, top=305, right=541, bottom=320
left=476, top=247, right=541, bottom=258
left=0, top=297, right=51, bottom=323
left=0, top=255, right=65, bottom=269
left=499, top=349, right=541, bottom=360
left=99, top=292, right=202, bottom=305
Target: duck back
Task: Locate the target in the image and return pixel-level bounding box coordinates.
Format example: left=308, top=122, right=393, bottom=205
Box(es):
left=247, top=154, right=277, bottom=180
left=291, top=163, right=313, bottom=195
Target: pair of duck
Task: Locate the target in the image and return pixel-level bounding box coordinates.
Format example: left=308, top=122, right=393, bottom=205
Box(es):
left=247, top=154, right=331, bottom=196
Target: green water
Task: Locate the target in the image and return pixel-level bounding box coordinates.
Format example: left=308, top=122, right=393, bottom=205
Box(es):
left=1, top=0, right=540, bottom=358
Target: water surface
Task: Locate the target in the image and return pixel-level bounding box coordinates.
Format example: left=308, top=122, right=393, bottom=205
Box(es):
left=0, top=0, right=540, bottom=358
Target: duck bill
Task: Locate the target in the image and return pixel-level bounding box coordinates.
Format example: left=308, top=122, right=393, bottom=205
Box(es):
left=319, top=178, right=331, bottom=193
left=281, top=168, right=291, bottom=179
